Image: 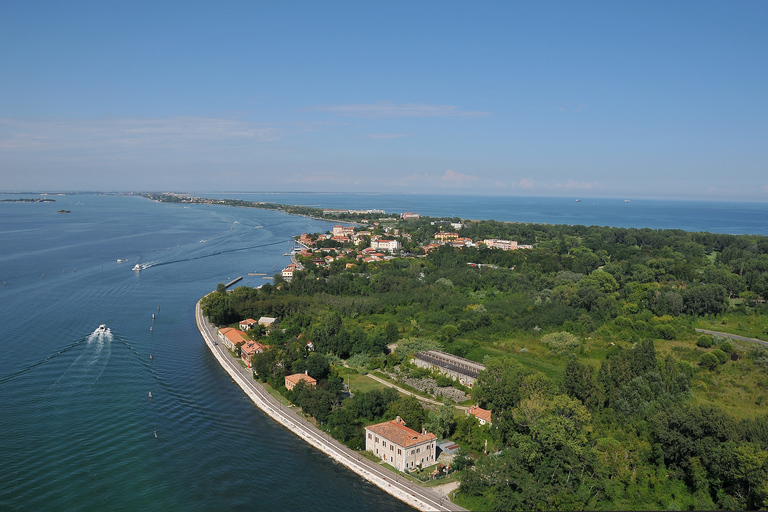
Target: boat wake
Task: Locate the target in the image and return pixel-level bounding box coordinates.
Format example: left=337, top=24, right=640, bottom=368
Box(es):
left=0, top=326, right=112, bottom=386
left=132, top=238, right=292, bottom=271
left=47, top=327, right=113, bottom=391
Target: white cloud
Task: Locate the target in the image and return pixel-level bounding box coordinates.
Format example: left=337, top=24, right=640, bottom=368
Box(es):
left=309, top=102, right=490, bottom=119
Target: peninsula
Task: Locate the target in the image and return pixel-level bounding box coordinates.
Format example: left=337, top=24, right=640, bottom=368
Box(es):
left=191, top=194, right=768, bottom=511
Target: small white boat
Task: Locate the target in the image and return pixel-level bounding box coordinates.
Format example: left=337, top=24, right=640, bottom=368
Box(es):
left=98, top=324, right=107, bottom=333
left=133, top=264, right=141, bottom=271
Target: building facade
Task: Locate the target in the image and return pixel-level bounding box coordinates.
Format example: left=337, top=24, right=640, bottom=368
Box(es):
left=412, top=350, right=486, bottom=388
left=365, top=417, right=437, bottom=472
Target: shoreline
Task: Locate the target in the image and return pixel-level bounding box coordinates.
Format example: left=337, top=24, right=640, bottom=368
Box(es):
left=195, top=297, right=464, bottom=512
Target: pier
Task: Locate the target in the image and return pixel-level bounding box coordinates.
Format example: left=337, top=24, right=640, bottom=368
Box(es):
left=223, top=276, right=243, bottom=289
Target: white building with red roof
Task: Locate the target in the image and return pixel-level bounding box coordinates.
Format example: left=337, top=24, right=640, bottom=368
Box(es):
left=466, top=405, right=493, bottom=426
left=365, top=417, right=437, bottom=471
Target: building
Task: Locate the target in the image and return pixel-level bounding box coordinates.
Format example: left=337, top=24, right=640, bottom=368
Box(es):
left=370, top=239, right=401, bottom=252
left=434, top=231, right=459, bottom=241
left=466, top=405, right=492, bottom=426
left=412, top=350, right=486, bottom=388
left=282, top=263, right=297, bottom=279
left=217, top=327, right=249, bottom=351
left=285, top=372, right=317, bottom=391
left=332, top=225, right=355, bottom=237
left=258, top=317, right=277, bottom=328
left=239, top=318, right=258, bottom=331
left=401, top=212, right=420, bottom=220
left=481, top=239, right=531, bottom=251
left=241, top=340, right=266, bottom=367
left=365, top=417, right=437, bottom=471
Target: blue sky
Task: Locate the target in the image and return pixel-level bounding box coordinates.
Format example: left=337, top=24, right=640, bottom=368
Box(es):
left=1, top=1, right=766, bottom=199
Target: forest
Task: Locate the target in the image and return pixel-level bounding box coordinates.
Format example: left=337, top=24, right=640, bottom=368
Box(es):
left=201, top=216, right=768, bottom=511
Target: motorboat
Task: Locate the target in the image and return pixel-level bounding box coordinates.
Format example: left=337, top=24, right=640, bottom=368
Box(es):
left=98, top=324, right=107, bottom=333
left=133, top=264, right=141, bottom=271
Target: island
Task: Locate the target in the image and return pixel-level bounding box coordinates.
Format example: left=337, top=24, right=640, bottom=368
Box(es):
left=194, top=197, right=768, bottom=511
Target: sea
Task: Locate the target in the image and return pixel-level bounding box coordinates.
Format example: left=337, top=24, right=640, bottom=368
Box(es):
left=1, top=192, right=766, bottom=511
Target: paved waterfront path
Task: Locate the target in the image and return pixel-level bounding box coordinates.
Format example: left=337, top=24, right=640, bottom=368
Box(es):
left=196, top=299, right=465, bottom=512
left=695, top=328, right=768, bottom=347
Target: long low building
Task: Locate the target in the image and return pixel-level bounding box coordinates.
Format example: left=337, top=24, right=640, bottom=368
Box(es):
left=412, top=350, right=486, bottom=388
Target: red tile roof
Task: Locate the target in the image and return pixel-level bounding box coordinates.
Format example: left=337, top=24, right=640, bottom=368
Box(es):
left=365, top=418, right=436, bottom=448
left=467, top=405, right=492, bottom=424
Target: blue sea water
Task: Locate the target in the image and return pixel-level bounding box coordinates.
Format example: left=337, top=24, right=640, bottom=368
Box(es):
left=0, top=194, right=412, bottom=512
left=205, top=193, right=768, bottom=236
left=0, top=192, right=766, bottom=511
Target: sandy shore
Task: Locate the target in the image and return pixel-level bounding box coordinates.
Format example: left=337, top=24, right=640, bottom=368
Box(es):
left=195, top=298, right=464, bottom=512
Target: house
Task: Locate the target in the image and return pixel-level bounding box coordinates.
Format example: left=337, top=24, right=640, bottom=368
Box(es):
left=466, top=405, right=493, bottom=426
left=239, top=318, right=258, bottom=331
left=434, top=231, right=459, bottom=241
left=258, top=317, right=277, bottom=328
left=401, top=212, right=420, bottom=220
left=370, top=239, right=401, bottom=252
left=217, top=327, right=249, bottom=351
left=285, top=372, right=317, bottom=391
left=240, top=340, right=266, bottom=367
left=332, top=225, right=355, bottom=237
left=482, top=239, right=519, bottom=251
left=365, top=416, right=437, bottom=472
left=282, top=263, right=297, bottom=279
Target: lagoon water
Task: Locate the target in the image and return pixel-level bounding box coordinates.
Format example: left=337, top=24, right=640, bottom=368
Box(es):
left=1, top=193, right=766, bottom=511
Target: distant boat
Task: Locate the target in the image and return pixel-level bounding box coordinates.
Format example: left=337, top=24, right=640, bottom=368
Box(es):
left=98, top=324, right=106, bottom=333
left=624, top=199, right=631, bottom=203
left=133, top=264, right=141, bottom=271
left=575, top=199, right=581, bottom=202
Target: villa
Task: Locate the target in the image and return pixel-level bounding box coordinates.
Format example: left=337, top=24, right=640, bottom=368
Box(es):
left=365, top=416, right=437, bottom=472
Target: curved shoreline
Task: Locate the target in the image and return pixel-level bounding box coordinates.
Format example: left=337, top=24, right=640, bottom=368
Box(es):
left=195, top=298, right=463, bottom=512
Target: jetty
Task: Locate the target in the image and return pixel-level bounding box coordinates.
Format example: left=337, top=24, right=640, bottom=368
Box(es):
left=223, top=276, right=243, bottom=289
left=196, top=297, right=462, bottom=512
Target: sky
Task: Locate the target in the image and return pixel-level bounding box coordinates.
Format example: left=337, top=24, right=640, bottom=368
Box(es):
left=1, top=1, right=766, bottom=200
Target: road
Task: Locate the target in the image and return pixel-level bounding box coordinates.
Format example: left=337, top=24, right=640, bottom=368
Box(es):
left=695, top=328, right=768, bottom=347
left=195, top=298, right=464, bottom=512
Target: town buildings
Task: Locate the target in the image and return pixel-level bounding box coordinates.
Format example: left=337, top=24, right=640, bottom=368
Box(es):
left=365, top=417, right=437, bottom=472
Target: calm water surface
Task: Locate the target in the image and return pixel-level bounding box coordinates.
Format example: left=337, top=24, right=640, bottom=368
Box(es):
left=0, top=194, right=412, bottom=512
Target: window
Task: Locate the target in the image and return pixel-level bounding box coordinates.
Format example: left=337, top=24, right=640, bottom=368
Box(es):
left=390, top=445, right=393, bottom=451
left=375, top=436, right=379, bottom=443
left=382, top=441, right=386, bottom=448
left=416, top=448, right=420, bottom=454
left=397, top=449, right=401, bottom=455
left=368, top=433, right=371, bottom=439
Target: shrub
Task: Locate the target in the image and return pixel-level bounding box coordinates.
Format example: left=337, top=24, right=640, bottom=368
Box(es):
left=654, top=324, right=677, bottom=340
left=696, top=336, right=713, bottom=348
left=700, top=352, right=719, bottom=370
left=541, top=331, right=580, bottom=354
left=719, top=341, right=734, bottom=354
left=712, top=349, right=728, bottom=364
